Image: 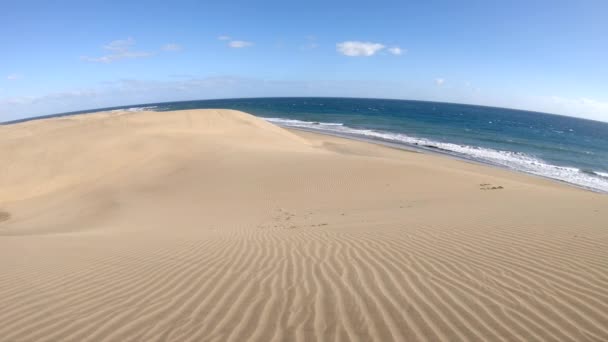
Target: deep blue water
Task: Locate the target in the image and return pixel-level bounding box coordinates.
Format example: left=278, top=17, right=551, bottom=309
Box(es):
left=4, top=97, right=608, bottom=192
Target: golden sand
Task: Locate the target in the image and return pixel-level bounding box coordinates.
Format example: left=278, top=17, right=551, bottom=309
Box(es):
left=1, top=109, right=607, bottom=341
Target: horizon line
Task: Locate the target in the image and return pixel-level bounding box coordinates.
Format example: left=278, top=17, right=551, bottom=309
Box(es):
left=3, top=96, right=608, bottom=126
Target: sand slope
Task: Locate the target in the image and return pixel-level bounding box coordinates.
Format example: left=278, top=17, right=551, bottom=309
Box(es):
left=1, top=109, right=607, bottom=341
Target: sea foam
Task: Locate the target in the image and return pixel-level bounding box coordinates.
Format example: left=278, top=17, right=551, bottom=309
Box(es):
left=111, top=106, right=158, bottom=113
left=264, top=117, right=608, bottom=193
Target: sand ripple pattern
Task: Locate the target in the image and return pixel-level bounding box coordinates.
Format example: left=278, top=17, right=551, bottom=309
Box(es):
left=1, top=216, right=608, bottom=342
left=2, top=110, right=608, bottom=341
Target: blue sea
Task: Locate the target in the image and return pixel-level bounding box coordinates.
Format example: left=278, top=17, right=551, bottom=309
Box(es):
left=5, top=97, right=608, bottom=193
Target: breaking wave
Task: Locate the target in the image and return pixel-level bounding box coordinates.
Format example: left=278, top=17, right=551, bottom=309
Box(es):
left=264, top=117, right=608, bottom=193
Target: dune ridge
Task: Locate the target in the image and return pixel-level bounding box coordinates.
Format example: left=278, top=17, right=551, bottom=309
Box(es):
left=1, top=109, right=607, bottom=341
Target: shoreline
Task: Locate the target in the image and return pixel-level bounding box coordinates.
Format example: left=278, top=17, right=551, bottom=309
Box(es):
left=3, top=105, right=606, bottom=194
left=283, top=125, right=607, bottom=195
left=2, top=107, right=604, bottom=195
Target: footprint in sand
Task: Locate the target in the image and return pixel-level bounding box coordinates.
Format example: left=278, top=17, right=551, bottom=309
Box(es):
left=258, top=209, right=301, bottom=229
left=479, top=184, right=504, bottom=190
left=0, top=211, right=10, bottom=223
left=258, top=209, right=331, bottom=229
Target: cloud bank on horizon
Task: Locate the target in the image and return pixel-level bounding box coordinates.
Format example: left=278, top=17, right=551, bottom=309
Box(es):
left=3, top=75, right=608, bottom=124
left=1, top=1, right=607, bottom=122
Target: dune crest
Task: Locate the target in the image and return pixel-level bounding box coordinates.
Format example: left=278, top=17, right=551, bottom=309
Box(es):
left=0, top=109, right=310, bottom=203
left=1, top=109, right=608, bottom=341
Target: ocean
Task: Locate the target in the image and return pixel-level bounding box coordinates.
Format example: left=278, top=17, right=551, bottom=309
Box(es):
left=5, top=97, right=608, bottom=193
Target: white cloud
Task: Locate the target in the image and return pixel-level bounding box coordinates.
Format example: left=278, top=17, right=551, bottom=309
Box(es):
left=219, top=36, right=253, bottom=48
left=435, top=78, right=445, bottom=86
left=162, top=43, right=182, bottom=52
left=228, top=40, right=253, bottom=48
left=104, top=38, right=133, bottom=51
left=7, top=74, right=22, bottom=80
left=336, top=41, right=385, bottom=56
left=82, top=38, right=152, bottom=63
left=387, top=47, right=404, bottom=55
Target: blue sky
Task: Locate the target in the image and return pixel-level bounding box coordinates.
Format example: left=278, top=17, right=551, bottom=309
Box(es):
left=1, top=0, right=607, bottom=122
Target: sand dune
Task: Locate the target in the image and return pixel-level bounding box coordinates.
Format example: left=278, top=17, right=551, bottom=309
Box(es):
left=1, top=109, right=608, bottom=341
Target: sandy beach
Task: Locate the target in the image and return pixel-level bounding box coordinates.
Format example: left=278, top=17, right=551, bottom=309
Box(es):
left=1, top=109, right=607, bottom=341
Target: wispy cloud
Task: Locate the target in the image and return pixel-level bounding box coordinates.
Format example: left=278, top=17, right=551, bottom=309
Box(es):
left=168, top=74, right=195, bottom=78
left=162, top=43, right=182, bottom=52
left=7, top=74, right=22, bottom=80
left=336, top=41, right=385, bottom=57
left=435, top=78, right=445, bottom=86
left=218, top=35, right=253, bottom=48
left=387, top=47, right=404, bottom=55
left=228, top=40, right=253, bottom=48
left=301, top=35, right=319, bottom=50
left=81, top=38, right=152, bottom=63
left=1, top=90, right=98, bottom=108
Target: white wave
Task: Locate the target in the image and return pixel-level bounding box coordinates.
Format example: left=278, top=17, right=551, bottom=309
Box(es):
left=264, top=118, right=343, bottom=127
left=597, top=171, right=608, bottom=178
left=263, top=117, right=608, bottom=193
left=111, top=106, right=158, bottom=113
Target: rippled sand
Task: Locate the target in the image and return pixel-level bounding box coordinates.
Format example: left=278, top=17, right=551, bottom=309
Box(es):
left=1, top=109, right=607, bottom=341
